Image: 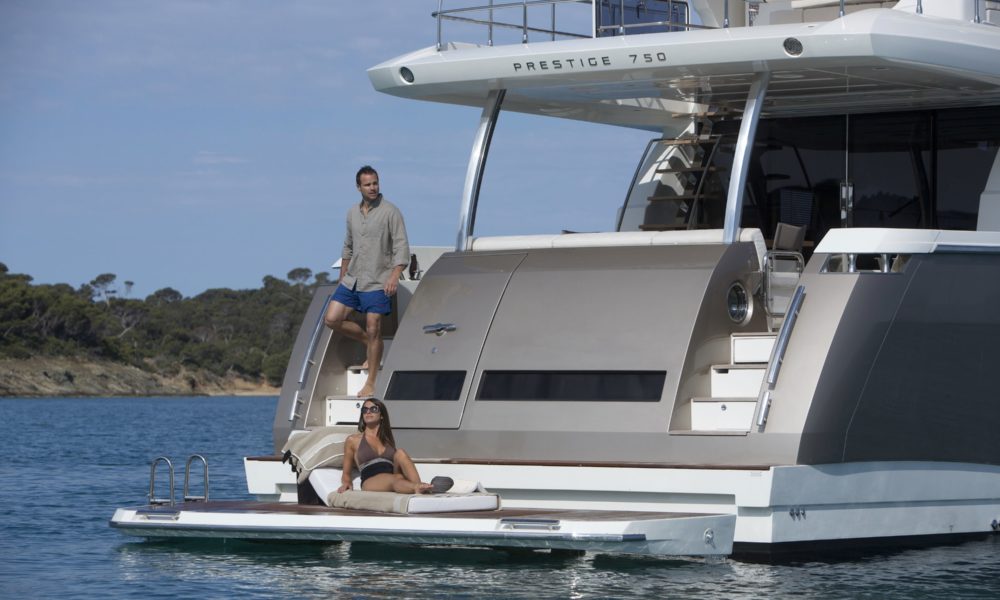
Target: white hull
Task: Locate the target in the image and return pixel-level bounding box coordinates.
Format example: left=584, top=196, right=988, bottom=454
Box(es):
left=236, top=458, right=1000, bottom=551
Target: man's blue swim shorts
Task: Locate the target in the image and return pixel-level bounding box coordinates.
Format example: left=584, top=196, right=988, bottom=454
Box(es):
left=331, top=283, right=392, bottom=315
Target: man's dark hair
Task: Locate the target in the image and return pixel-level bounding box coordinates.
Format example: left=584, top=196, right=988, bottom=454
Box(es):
left=356, top=165, right=378, bottom=186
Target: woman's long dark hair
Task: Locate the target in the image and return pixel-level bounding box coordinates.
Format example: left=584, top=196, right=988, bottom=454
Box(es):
left=357, top=397, right=395, bottom=447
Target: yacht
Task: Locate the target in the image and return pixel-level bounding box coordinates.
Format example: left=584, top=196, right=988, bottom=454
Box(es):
left=111, top=0, right=1000, bottom=558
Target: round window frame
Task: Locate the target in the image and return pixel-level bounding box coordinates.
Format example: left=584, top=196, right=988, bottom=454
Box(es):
left=726, top=281, right=752, bottom=326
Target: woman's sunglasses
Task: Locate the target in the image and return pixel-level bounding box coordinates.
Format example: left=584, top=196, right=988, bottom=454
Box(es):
left=361, top=405, right=381, bottom=415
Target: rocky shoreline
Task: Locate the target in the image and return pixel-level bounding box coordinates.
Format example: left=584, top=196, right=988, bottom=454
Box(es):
left=0, top=356, right=280, bottom=397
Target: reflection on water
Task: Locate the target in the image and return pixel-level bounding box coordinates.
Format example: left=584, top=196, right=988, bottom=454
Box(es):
left=107, top=535, right=1000, bottom=600
left=1, top=397, right=999, bottom=599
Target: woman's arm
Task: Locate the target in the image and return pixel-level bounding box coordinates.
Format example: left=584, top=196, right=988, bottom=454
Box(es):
left=338, top=435, right=358, bottom=493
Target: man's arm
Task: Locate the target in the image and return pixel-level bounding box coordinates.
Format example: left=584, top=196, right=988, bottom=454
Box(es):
left=339, top=258, right=350, bottom=284
left=341, top=208, right=354, bottom=279
left=384, top=206, right=410, bottom=296
left=384, top=264, right=404, bottom=296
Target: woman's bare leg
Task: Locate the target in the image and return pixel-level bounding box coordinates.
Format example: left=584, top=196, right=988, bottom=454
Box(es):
left=391, top=449, right=431, bottom=493
left=360, top=471, right=431, bottom=494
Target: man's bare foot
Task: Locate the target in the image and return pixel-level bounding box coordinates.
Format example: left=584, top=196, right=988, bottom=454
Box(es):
left=416, top=482, right=433, bottom=494
left=357, top=383, right=375, bottom=398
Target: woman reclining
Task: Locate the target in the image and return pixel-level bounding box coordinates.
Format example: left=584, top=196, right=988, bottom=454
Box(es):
left=337, top=397, right=450, bottom=494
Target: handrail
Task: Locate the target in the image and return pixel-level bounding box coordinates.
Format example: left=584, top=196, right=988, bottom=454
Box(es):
left=287, top=294, right=332, bottom=422
left=434, top=0, right=589, bottom=49
left=756, top=284, right=806, bottom=430
left=298, top=295, right=332, bottom=386
left=148, top=456, right=175, bottom=506
left=183, top=454, right=209, bottom=502
left=435, top=0, right=704, bottom=48
left=436, top=0, right=987, bottom=47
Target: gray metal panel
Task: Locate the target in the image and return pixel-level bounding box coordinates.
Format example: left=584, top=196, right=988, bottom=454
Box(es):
left=462, top=244, right=720, bottom=434
left=391, top=242, right=801, bottom=466
left=838, top=254, right=1000, bottom=464
left=382, top=252, right=526, bottom=428
left=793, top=253, right=1000, bottom=466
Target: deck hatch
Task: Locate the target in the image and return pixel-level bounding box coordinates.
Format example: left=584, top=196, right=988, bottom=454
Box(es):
left=384, top=371, right=466, bottom=401
left=477, top=371, right=666, bottom=401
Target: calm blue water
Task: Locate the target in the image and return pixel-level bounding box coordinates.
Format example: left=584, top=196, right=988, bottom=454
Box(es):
left=0, top=396, right=998, bottom=599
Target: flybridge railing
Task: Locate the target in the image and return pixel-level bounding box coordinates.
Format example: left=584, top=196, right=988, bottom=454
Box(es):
left=434, top=0, right=591, bottom=50
left=432, top=0, right=699, bottom=50
left=433, top=0, right=991, bottom=49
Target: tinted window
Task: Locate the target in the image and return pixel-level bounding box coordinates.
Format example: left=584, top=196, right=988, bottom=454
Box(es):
left=385, top=371, right=466, bottom=401
left=477, top=371, right=665, bottom=401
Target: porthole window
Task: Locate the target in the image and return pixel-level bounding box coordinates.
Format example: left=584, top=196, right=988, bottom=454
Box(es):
left=727, top=281, right=751, bottom=324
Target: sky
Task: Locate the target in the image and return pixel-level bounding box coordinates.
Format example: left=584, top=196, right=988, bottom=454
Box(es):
left=0, top=0, right=651, bottom=298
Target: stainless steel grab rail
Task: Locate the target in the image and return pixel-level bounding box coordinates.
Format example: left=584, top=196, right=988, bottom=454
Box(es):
left=287, top=294, right=332, bottom=422
left=183, top=454, right=209, bottom=502
left=148, top=456, right=175, bottom=506
left=756, top=284, right=806, bottom=430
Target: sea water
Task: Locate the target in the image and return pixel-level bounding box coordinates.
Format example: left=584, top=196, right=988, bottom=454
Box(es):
left=0, top=396, right=997, bottom=599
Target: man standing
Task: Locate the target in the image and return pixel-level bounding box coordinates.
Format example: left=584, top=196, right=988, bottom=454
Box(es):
left=324, top=165, right=410, bottom=397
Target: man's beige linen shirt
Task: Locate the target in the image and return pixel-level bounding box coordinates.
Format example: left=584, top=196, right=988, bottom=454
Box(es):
left=341, top=195, right=410, bottom=292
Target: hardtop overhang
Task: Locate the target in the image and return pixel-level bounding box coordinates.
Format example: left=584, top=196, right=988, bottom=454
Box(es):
left=369, top=9, right=1000, bottom=129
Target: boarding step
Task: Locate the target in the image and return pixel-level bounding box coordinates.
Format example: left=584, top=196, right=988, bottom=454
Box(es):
left=691, top=397, right=756, bottom=431
left=710, top=364, right=765, bottom=397
left=730, top=332, right=776, bottom=364
left=326, top=396, right=368, bottom=426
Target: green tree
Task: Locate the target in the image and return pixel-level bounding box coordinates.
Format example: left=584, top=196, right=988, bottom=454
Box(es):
left=90, top=273, right=117, bottom=302
left=287, top=267, right=312, bottom=285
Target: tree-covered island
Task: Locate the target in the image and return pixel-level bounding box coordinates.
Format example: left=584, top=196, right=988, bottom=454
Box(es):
left=0, top=262, right=329, bottom=396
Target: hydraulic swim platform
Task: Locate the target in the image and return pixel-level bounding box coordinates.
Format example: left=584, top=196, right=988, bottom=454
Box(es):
left=110, top=500, right=734, bottom=556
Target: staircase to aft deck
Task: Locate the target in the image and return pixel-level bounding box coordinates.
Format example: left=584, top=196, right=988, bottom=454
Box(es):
left=690, top=333, right=776, bottom=432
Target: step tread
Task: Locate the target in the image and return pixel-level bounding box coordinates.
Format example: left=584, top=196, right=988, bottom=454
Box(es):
left=712, top=363, right=767, bottom=371
left=691, top=396, right=757, bottom=403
